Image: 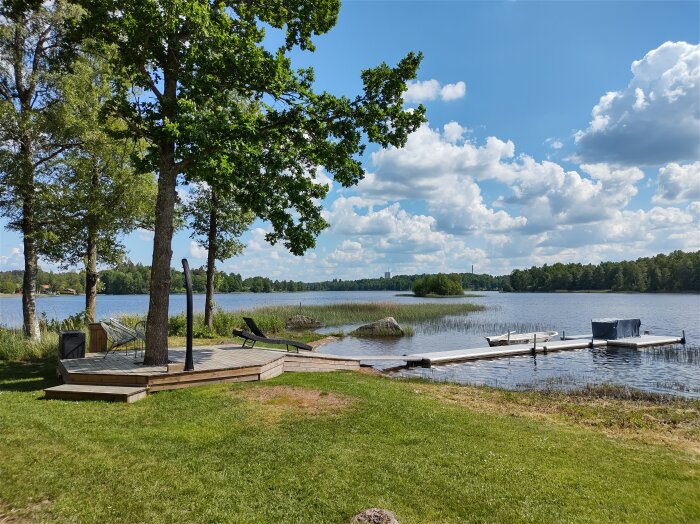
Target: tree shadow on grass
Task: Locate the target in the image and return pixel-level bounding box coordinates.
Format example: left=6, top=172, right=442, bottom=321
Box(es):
left=0, top=360, right=58, bottom=393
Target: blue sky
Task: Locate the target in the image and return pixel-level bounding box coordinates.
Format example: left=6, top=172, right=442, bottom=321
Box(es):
left=1, top=1, right=699, bottom=280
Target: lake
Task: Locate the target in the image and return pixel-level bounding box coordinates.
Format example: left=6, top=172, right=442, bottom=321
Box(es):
left=2, top=291, right=699, bottom=397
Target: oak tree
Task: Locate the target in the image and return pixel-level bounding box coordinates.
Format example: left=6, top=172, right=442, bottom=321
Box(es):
left=74, top=0, right=426, bottom=364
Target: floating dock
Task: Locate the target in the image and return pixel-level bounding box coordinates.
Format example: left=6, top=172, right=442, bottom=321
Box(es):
left=406, top=335, right=683, bottom=366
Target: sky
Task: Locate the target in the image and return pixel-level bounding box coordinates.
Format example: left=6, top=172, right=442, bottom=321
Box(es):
left=1, top=0, right=699, bottom=280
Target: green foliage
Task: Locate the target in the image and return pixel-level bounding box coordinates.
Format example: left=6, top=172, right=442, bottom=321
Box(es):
left=507, top=250, right=700, bottom=292
left=0, top=280, right=16, bottom=293
left=412, top=273, right=464, bottom=297
left=72, top=0, right=425, bottom=255
left=185, top=183, right=254, bottom=262
left=39, top=56, right=157, bottom=269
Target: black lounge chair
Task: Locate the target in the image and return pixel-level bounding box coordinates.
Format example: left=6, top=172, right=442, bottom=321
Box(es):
left=233, top=317, right=312, bottom=352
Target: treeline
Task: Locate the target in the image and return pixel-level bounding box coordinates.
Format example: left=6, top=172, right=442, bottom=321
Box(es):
left=0, top=263, right=502, bottom=295
left=0, top=262, right=306, bottom=295
left=305, top=272, right=504, bottom=291
left=505, top=250, right=700, bottom=292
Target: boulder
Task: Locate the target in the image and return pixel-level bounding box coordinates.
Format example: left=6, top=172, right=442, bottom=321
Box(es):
left=351, top=317, right=404, bottom=337
left=285, top=315, right=321, bottom=330
left=351, top=508, right=399, bottom=524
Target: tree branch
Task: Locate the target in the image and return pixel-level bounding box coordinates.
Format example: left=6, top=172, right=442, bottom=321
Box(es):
left=32, top=143, right=79, bottom=168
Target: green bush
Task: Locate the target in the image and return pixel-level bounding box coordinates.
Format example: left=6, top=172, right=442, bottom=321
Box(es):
left=412, top=273, right=464, bottom=297
left=168, top=314, right=187, bottom=336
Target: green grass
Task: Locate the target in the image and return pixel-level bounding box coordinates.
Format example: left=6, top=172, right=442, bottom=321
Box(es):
left=0, top=362, right=698, bottom=523
left=0, top=329, right=60, bottom=362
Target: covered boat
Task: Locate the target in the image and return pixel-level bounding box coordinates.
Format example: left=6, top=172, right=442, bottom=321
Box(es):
left=485, top=330, right=558, bottom=347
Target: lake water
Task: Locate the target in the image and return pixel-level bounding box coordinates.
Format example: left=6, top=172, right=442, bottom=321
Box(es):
left=1, top=291, right=699, bottom=397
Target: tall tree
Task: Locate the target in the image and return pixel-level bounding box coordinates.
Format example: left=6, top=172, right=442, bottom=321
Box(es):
left=40, top=57, right=157, bottom=323
left=184, top=182, right=253, bottom=328
left=0, top=1, right=79, bottom=338
left=74, top=0, right=426, bottom=365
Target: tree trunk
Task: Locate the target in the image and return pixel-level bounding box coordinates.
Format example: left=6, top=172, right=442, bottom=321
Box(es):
left=204, top=193, right=218, bottom=329
left=85, top=214, right=98, bottom=324
left=21, top=208, right=40, bottom=339
left=143, top=51, right=179, bottom=366
left=20, top=128, right=39, bottom=339
left=144, top=146, right=178, bottom=365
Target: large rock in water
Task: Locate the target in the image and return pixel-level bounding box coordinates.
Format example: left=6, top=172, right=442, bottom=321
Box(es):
left=285, top=315, right=321, bottom=330
left=351, top=317, right=404, bottom=337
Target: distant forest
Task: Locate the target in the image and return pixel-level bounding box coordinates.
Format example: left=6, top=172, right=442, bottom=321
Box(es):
left=505, top=250, right=700, bottom=292
left=0, top=250, right=698, bottom=295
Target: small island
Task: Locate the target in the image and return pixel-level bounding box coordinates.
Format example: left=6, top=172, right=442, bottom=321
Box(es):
left=411, top=273, right=465, bottom=297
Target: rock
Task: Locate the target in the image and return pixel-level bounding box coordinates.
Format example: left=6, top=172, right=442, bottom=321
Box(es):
left=351, top=508, right=399, bottom=524
left=351, top=317, right=404, bottom=337
left=285, top=315, right=321, bottom=330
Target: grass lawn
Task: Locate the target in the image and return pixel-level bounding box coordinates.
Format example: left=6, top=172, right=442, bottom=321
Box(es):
left=1, top=361, right=699, bottom=523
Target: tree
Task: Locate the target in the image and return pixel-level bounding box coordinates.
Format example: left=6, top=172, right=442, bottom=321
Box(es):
left=185, top=182, right=254, bottom=328
left=40, top=56, right=157, bottom=322
left=412, top=274, right=463, bottom=297
left=0, top=1, right=79, bottom=338
left=74, top=0, right=426, bottom=364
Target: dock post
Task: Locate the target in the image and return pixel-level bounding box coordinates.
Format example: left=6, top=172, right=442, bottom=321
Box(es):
left=681, top=330, right=686, bottom=345
left=532, top=334, right=537, bottom=353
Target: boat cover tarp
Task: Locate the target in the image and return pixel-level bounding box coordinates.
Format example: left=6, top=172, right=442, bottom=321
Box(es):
left=591, top=318, right=641, bottom=340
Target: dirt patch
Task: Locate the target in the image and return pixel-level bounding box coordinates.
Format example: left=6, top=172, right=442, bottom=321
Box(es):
left=238, top=386, right=356, bottom=423
left=0, top=499, right=52, bottom=523
left=413, top=383, right=700, bottom=457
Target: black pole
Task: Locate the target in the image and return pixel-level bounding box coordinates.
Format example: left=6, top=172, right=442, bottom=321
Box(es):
left=182, top=258, right=194, bottom=371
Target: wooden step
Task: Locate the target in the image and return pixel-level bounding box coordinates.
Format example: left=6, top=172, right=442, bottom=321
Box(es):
left=44, top=384, right=147, bottom=403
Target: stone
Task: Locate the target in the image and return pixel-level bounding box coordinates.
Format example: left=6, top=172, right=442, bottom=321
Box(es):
left=351, top=508, right=399, bottom=524
left=351, top=317, right=404, bottom=337
left=285, top=315, right=321, bottom=330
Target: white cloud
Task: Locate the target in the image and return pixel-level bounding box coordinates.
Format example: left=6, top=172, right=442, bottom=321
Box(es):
left=403, top=79, right=467, bottom=103
left=439, top=81, right=466, bottom=101
left=575, top=41, right=700, bottom=166
left=403, top=79, right=440, bottom=102
left=545, top=137, right=563, bottom=150
left=653, top=161, right=700, bottom=203
left=189, top=241, right=208, bottom=259
left=137, top=229, right=154, bottom=242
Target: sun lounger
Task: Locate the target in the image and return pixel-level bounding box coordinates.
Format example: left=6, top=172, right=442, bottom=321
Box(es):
left=233, top=317, right=312, bottom=352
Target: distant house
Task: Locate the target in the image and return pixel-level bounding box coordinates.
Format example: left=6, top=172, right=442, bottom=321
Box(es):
left=40, top=284, right=51, bottom=294
left=61, top=288, right=77, bottom=295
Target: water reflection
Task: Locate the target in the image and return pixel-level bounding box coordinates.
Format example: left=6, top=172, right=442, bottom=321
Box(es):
left=393, top=345, right=700, bottom=399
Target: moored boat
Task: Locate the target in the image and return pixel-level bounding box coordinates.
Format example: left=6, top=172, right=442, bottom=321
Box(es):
left=485, top=330, right=558, bottom=347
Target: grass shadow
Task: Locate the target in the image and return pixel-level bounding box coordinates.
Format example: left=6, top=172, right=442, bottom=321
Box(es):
left=0, top=360, right=58, bottom=393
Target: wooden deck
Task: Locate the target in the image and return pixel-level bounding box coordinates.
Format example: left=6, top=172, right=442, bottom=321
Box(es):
left=48, top=345, right=361, bottom=401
